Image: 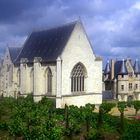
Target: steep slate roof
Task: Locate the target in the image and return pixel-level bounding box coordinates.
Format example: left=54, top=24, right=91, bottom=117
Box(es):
left=133, top=59, right=140, bottom=74
left=114, top=60, right=128, bottom=77
left=104, top=60, right=128, bottom=79
left=104, top=60, right=110, bottom=74
left=120, top=59, right=127, bottom=74
left=15, top=21, right=77, bottom=63
left=8, top=47, right=21, bottom=62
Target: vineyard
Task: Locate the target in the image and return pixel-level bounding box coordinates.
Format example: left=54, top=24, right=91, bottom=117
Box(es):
left=0, top=95, right=140, bottom=140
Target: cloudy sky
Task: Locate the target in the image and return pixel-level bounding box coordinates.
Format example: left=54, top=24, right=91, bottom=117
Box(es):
left=0, top=0, right=140, bottom=63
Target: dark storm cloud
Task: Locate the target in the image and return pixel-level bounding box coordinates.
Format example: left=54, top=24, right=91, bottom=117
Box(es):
left=0, top=0, right=140, bottom=61
left=0, top=0, right=54, bottom=23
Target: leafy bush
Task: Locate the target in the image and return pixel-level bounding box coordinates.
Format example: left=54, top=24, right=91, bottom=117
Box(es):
left=122, top=120, right=140, bottom=140
left=131, top=100, right=140, bottom=115
left=0, top=97, right=140, bottom=140
left=98, top=102, right=116, bottom=128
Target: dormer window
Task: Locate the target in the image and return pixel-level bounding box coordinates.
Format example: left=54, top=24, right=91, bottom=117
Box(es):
left=129, top=72, right=133, bottom=77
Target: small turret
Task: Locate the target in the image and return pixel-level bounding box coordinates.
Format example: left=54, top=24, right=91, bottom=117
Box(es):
left=104, top=60, right=110, bottom=74
left=120, top=59, right=127, bottom=74
left=134, top=59, right=140, bottom=74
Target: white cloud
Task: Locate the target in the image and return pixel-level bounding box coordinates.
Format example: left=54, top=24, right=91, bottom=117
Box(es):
left=132, top=1, right=140, bottom=10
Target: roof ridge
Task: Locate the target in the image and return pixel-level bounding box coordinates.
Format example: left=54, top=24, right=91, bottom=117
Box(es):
left=15, top=20, right=77, bottom=64
left=33, top=20, right=78, bottom=33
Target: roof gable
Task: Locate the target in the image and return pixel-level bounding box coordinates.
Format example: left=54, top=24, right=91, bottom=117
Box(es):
left=8, top=47, right=21, bottom=62
left=15, top=21, right=77, bottom=63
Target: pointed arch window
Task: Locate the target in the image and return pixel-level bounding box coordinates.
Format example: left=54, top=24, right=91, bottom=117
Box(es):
left=45, top=67, right=52, bottom=94
left=71, top=63, right=87, bottom=92
left=17, top=69, right=20, bottom=87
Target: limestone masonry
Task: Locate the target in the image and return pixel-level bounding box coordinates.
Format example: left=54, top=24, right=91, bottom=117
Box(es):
left=0, top=20, right=102, bottom=108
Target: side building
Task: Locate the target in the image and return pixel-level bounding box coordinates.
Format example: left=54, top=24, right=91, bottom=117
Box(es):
left=0, top=20, right=102, bottom=108
left=103, top=58, right=140, bottom=101
left=0, top=47, right=21, bottom=97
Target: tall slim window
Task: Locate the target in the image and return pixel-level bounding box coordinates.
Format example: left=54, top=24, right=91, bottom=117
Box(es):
left=135, top=84, right=138, bottom=90
left=45, top=67, right=52, bottom=94
left=17, top=69, right=20, bottom=87
left=129, top=83, right=132, bottom=90
left=71, top=63, right=87, bottom=92
left=121, top=85, right=124, bottom=91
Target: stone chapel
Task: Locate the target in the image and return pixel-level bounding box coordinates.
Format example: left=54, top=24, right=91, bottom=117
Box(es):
left=0, top=20, right=102, bottom=108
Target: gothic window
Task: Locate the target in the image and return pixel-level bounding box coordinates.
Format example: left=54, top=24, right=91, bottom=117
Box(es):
left=45, top=67, right=52, bottom=94
left=71, top=63, right=87, bottom=92
left=17, top=69, right=20, bottom=87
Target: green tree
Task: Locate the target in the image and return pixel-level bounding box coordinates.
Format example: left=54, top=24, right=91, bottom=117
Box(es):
left=64, top=105, right=82, bottom=139
left=131, top=100, right=140, bottom=115
left=117, top=101, right=127, bottom=132
left=81, top=104, right=95, bottom=133
left=98, top=102, right=116, bottom=128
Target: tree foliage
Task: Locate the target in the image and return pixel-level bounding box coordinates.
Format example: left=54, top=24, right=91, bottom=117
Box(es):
left=131, top=100, right=140, bottom=115
left=98, top=102, right=116, bottom=128
left=117, top=101, right=127, bottom=132
left=0, top=97, right=140, bottom=140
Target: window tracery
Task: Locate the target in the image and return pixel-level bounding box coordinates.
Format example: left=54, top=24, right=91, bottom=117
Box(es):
left=71, top=63, right=87, bottom=92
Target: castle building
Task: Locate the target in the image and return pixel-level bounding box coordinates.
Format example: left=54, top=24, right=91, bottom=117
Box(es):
left=103, top=58, right=140, bottom=101
left=0, top=20, right=102, bottom=108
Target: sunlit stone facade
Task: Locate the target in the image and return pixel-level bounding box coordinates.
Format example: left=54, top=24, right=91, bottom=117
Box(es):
left=0, top=20, right=102, bottom=108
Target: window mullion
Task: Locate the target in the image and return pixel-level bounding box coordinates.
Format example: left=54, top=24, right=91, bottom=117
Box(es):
left=75, top=77, right=77, bottom=92
left=78, top=76, right=80, bottom=92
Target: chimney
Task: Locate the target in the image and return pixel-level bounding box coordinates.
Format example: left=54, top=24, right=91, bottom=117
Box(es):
left=111, top=59, right=115, bottom=80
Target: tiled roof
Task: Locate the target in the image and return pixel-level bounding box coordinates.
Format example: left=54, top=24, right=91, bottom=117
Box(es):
left=133, top=59, right=140, bottom=74
left=120, top=59, right=127, bottom=74
left=8, top=47, right=21, bottom=62
left=15, top=21, right=77, bottom=63
left=114, top=60, right=128, bottom=77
